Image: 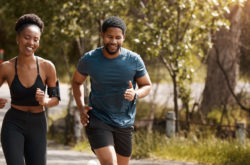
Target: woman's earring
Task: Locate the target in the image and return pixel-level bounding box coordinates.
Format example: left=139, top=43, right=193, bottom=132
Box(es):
left=17, top=42, right=19, bottom=45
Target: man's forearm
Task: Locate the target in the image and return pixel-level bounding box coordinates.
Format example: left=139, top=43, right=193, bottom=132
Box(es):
left=72, top=82, right=84, bottom=108
left=136, top=85, right=151, bottom=99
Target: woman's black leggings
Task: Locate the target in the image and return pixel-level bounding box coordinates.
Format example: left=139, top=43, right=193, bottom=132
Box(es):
left=1, top=107, right=47, bottom=165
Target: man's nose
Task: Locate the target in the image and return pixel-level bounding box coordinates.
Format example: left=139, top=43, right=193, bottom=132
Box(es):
left=110, top=38, right=117, bottom=44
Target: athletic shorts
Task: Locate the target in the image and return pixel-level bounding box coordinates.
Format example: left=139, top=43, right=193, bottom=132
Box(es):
left=85, top=113, right=134, bottom=157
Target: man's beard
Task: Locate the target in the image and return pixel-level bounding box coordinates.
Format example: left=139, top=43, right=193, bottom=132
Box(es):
left=104, top=44, right=121, bottom=55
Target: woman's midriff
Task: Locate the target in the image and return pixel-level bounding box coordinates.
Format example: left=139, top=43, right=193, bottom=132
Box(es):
left=11, top=104, right=44, bottom=113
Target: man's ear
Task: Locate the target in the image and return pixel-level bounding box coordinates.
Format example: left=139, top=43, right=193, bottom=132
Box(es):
left=123, top=34, right=126, bottom=41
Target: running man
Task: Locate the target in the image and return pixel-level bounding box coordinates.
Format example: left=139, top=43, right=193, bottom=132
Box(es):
left=72, top=16, right=151, bottom=165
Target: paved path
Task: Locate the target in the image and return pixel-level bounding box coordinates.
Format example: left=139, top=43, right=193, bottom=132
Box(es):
left=0, top=83, right=199, bottom=165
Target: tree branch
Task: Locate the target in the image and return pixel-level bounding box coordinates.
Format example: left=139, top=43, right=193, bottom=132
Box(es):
left=179, top=2, right=196, bottom=42
left=159, top=53, right=174, bottom=77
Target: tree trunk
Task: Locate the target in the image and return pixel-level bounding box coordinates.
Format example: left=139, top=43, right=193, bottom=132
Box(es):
left=172, top=73, right=179, bottom=132
left=200, top=6, right=243, bottom=117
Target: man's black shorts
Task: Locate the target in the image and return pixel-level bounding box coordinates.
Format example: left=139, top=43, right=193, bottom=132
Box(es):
left=85, top=113, right=134, bottom=157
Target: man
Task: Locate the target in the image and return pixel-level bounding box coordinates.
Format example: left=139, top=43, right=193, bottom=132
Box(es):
left=72, top=16, right=151, bottom=165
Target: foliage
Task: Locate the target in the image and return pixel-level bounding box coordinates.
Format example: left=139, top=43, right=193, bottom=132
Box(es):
left=51, top=0, right=130, bottom=65
left=207, top=106, right=248, bottom=126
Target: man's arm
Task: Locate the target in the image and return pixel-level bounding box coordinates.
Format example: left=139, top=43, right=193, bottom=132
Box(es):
left=135, top=73, right=152, bottom=99
left=72, top=70, right=87, bottom=108
left=72, top=70, right=92, bottom=126
left=124, top=73, right=151, bottom=101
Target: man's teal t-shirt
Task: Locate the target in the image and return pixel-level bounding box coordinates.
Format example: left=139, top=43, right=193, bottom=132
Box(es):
left=77, top=47, right=147, bottom=128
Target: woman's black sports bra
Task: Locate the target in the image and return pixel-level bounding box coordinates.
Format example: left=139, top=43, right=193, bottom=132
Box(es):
left=10, top=57, right=46, bottom=106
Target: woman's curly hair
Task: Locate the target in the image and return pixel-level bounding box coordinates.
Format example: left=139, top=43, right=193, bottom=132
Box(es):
left=15, top=13, right=44, bottom=34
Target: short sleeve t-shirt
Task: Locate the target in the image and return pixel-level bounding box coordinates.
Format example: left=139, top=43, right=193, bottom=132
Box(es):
left=77, top=47, right=147, bottom=128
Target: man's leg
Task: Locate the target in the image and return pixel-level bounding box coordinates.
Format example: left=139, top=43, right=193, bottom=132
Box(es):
left=113, top=126, right=134, bottom=165
left=95, top=146, right=117, bottom=165
left=116, top=153, right=130, bottom=165
left=86, top=114, right=117, bottom=165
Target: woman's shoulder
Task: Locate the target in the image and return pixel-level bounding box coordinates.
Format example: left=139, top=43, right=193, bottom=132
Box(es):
left=37, top=56, right=55, bottom=68
left=37, top=56, right=56, bottom=75
left=0, top=58, right=15, bottom=70
left=0, top=58, right=16, bottom=78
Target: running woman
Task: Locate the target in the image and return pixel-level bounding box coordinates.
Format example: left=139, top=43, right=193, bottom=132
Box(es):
left=0, top=13, right=60, bottom=165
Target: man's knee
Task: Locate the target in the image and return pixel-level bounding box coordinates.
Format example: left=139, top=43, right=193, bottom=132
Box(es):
left=99, top=157, right=117, bottom=165
left=95, top=146, right=117, bottom=165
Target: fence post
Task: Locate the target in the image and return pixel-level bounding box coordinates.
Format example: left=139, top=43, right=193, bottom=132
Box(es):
left=166, top=111, right=176, bottom=138
left=236, top=122, right=245, bottom=145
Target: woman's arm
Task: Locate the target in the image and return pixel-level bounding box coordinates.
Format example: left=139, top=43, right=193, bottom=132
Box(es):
left=36, top=60, right=59, bottom=107
left=0, top=61, right=9, bottom=109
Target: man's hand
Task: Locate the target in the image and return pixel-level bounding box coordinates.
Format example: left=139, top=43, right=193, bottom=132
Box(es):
left=0, top=98, right=7, bottom=109
left=79, top=105, right=92, bottom=126
left=124, top=81, right=136, bottom=101
left=36, top=88, right=47, bottom=106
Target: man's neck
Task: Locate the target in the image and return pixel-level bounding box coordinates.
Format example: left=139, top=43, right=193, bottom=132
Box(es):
left=102, top=48, right=121, bottom=59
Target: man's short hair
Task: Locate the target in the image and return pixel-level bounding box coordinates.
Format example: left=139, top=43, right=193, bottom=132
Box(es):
left=102, top=16, right=126, bottom=34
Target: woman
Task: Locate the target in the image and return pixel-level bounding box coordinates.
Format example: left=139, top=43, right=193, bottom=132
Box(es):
left=0, top=14, right=60, bottom=165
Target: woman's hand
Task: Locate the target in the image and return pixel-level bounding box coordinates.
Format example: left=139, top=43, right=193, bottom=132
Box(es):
left=0, top=98, right=8, bottom=109
left=35, top=88, right=47, bottom=106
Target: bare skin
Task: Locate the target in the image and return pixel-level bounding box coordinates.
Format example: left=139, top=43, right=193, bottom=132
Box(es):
left=72, top=27, right=151, bottom=165
left=0, top=25, right=59, bottom=113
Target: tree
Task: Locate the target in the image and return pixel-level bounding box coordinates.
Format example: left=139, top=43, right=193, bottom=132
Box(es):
left=126, top=0, right=232, bottom=132
left=200, top=3, right=245, bottom=118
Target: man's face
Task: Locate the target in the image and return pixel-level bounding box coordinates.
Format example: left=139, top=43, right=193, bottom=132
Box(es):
left=102, top=27, right=125, bottom=55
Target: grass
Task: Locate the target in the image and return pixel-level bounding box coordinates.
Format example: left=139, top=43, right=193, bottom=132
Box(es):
left=132, top=131, right=250, bottom=165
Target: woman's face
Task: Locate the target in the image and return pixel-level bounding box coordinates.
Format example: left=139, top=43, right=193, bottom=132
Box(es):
left=16, top=25, right=41, bottom=57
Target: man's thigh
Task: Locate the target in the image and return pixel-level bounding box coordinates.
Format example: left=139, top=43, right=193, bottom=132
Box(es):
left=113, top=126, right=134, bottom=157
left=85, top=114, right=115, bottom=150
